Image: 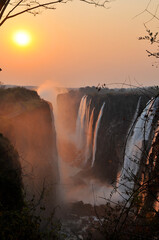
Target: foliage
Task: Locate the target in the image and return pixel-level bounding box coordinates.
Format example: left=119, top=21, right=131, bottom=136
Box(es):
left=0, top=86, right=40, bottom=101
left=0, top=207, right=41, bottom=240
left=0, top=87, right=48, bottom=117
left=0, top=133, right=23, bottom=210
left=135, top=0, right=159, bottom=66
left=139, top=28, right=159, bottom=45
left=139, top=26, right=159, bottom=63
left=0, top=132, right=62, bottom=240
left=0, top=201, right=62, bottom=240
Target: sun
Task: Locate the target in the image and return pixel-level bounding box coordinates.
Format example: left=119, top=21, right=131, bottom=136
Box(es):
left=13, top=30, right=31, bottom=47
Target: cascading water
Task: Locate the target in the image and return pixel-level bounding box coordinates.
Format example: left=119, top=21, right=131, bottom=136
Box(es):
left=84, top=107, right=95, bottom=165
left=75, top=95, right=88, bottom=150
left=47, top=102, right=60, bottom=202
left=37, top=86, right=65, bottom=204
left=118, top=96, right=141, bottom=189
left=127, top=97, right=141, bottom=134
left=75, top=95, right=93, bottom=165
left=37, top=87, right=158, bottom=207
left=75, top=95, right=105, bottom=168
left=92, top=102, right=105, bottom=167
left=119, top=97, right=159, bottom=197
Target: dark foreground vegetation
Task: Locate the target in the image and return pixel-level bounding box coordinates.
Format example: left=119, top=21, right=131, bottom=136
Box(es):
left=0, top=132, right=61, bottom=240
left=0, top=133, right=41, bottom=240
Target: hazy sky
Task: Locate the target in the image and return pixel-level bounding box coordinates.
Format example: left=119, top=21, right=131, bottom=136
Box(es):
left=0, top=0, right=159, bottom=88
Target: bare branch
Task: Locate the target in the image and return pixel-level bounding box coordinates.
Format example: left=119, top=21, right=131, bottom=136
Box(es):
left=146, top=49, right=159, bottom=58
left=0, top=0, right=10, bottom=20
left=145, top=7, right=159, bottom=24
left=80, top=0, right=111, bottom=8
left=132, top=0, right=153, bottom=21
left=5, top=0, right=24, bottom=20
left=0, top=0, right=112, bottom=26
left=0, top=0, right=65, bottom=26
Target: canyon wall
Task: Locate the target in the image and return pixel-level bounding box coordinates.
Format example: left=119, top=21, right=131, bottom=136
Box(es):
left=57, top=87, right=151, bottom=184
left=0, top=87, right=59, bottom=210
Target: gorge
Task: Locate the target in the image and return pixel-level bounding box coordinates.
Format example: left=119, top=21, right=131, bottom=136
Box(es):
left=0, top=85, right=159, bottom=239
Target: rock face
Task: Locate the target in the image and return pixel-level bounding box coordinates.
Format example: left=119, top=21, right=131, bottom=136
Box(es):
left=0, top=87, right=59, bottom=209
left=57, top=87, right=151, bottom=183
left=0, top=133, right=23, bottom=210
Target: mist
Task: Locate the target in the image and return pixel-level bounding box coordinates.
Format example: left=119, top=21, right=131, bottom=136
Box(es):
left=0, top=88, right=60, bottom=220
left=37, top=82, right=117, bottom=206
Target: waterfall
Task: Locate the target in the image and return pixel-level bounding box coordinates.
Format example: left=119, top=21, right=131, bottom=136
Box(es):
left=84, top=107, right=95, bottom=165
left=75, top=95, right=88, bottom=150
left=119, top=97, right=159, bottom=196
left=75, top=95, right=94, bottom=166
left=47, top=102, right=60, bottom=203
left=75, top=96, right=105, bottom=168
left=38, top=84, right=63, bottom=204
left=92, top=102, right=105, bottom=167
left=128, top=97, right=141, bottom=133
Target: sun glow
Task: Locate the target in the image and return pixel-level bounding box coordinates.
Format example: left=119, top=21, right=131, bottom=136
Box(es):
left=13, top=30, right=31, bottom=47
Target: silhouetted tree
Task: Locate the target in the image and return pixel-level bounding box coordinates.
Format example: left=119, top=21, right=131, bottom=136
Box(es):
left=0, top=0, right=112, bottom=27
left=137, top=0, right=159, bottom=66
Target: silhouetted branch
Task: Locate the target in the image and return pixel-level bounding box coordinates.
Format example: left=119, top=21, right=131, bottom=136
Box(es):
left=0, top=0, right=112, bottom=26
left=146, top=49, right=159, bottom=58
left=80, top=0, right=111, bottom=8
left=133, top=0, right=159, bottom=25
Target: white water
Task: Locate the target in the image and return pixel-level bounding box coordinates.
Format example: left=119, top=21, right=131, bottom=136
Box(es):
left=75, top=95, right=88, bottom=150
left=75, top=95, right=93, bottom=165
left=84, top=107, right=95, bottom=165
left=119, top=97, right=159, bottom=196
left=128, top=97, right=141, bottom=134
left=92, top=102, right=105, bottom=167
left=47, top=102, right=60, bottom=203
left=38, top=86, right=159, bottom=205
left=75, top=96, right=105, bottom=168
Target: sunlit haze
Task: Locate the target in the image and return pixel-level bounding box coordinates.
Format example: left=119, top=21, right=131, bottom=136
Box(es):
left=0, top=0, right=159, bottom=88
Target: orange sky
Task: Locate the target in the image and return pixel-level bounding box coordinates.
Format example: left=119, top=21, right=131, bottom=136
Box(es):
left=0, top=0, right=159, bottom=88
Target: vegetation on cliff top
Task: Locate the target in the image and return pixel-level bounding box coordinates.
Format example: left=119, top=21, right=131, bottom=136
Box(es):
left=0, top=87, right=48, bottom=117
